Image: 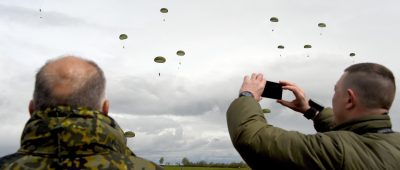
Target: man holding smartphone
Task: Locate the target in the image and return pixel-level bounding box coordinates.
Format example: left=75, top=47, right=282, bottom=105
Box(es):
left=227, top=63, right=400, bottom=169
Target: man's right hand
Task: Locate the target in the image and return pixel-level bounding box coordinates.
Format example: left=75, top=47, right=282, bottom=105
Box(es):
left=239, top=73, right=266, bottom=102
left=276, top=81, right=310, bottom=114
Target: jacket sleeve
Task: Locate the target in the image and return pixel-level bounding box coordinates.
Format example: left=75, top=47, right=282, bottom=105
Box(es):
left=313, top=108, right=336, bottom=132
left=227, top=97, right=344, bottom=169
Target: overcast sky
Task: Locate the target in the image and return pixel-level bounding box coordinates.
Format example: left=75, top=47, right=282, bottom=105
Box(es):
left=1, top=0, right=400, bottom=164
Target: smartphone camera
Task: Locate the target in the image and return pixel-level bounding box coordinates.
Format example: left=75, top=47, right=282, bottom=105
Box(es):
left=262, top=81, right=283, bottom=100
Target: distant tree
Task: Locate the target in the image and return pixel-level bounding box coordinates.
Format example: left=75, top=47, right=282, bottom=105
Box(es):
left=197, top=160, right=207, bottom=167
left=159, top=157, right=164, bottom=165
left=181, top=157, right=190, bottom=166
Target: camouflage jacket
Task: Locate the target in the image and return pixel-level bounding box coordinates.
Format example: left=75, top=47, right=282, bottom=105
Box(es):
left=0, top=106, right=163, bottom=170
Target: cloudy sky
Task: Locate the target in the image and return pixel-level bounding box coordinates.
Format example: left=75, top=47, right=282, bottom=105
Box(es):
left=1, top=0, right=400, bottom=164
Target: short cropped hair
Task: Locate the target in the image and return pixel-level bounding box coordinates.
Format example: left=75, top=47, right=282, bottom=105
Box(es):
left=344, top=63, right=396, bottom=110
left=33, top=57, right=106, bottom=110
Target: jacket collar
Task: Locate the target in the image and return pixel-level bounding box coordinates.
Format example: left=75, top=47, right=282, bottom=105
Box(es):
left=19, top=106, right=131, bottom=156
left=332, top=114, right=392, bottom=134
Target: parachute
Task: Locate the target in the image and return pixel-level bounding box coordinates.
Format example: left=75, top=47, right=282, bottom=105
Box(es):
left=154, top=56, right=166, bottom=63
left=119, top=34, right=128, bottom=48
left=318, top=23, right=326, bottom=28
left=176, top=50, right=185, bottom=68
left=154, top=56, right=166, bottom=76
left=39, top=9, right=43, bottom=18
left=270, top=17, right=279, bottom=22
left=304, top=44, right=312, bottom=57
left=262, top=108, right=271, bottom=114
left=124, top=131, right=135, bottom=138
left=277, top=45, right=284, bottom=57
left=38, top=0, right=45, bottom=18
left=176, top=50, right=185, bottom=56
left=160, top=8, right=168, bottom=22
left=318, top=23, right=327, bottom=35
left=350, top=53, right=356, bottom=57
left=270, top=17, right=279, bottom=32
left=119, top=34, right=128, bottom=40
left=160, top=8, right=169, bottom=13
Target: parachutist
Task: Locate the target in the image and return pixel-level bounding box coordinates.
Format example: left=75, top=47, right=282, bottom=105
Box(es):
left=270, top=17, right=278, bottom=32
left=160, top=8, right=168, bottom=22
left=318, top=23, right=326, bottom=36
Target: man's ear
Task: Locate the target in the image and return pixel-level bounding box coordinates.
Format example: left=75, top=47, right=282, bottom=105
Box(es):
left=102, top=100, right=109, bottom=115
left=29, top=100, right=35, bottom=115
left=345, top=89, right=357, bottom=110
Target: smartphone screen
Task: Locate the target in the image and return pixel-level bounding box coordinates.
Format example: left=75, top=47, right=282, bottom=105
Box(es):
left=262, top=81, right=283, bottom=100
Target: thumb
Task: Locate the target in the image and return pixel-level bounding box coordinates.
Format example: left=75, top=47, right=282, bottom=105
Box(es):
left=277, top=100, right=292, bottom=108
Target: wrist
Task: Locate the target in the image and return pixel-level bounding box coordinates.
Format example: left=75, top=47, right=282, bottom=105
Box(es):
left=304, top=108, right=319, bottom=119
left=239, top=91, right=254, bottom=98
left=303, top=99, right=324, bottom=120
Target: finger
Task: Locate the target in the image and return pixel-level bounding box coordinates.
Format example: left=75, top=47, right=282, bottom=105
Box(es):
left=251, top=73, right=256, bottom=80
left=283, top=85, right=304, bottom=99
left=243, top=75, right=249, bottom=81
left=279, top=80, right=296, bottom=86
left=256, top=73, right=263, bottom=81
left=282, top=84, right=301, bottom=91
left=282, top=81, right=304, bottom=94
left=281, top=85, right=295, bottom=91
left=277, top=100, right=294, bottom=108
left=260, top=78, right=267, bottom=87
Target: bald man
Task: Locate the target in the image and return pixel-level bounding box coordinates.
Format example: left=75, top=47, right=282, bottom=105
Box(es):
left=227, top=63, right=400, bottom=169
left=0, top=56, right=163, bottom=170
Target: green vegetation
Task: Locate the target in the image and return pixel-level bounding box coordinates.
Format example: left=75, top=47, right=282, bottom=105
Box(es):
left=160, top=157, right=249, bottom=169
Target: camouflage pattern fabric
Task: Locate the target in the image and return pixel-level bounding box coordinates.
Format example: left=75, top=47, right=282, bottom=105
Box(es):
left=0, top=106, right=163, bottom=170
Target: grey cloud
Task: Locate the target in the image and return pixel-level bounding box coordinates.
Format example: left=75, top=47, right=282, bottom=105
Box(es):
left=111, top=109, right=241, bottom=163
left=107, top=76, right=238, bottom=116
left=0, top=115, right=28, bottom=157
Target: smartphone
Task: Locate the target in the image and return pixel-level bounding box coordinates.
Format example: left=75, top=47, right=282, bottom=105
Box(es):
left=262, top=81, right=283, bottom=100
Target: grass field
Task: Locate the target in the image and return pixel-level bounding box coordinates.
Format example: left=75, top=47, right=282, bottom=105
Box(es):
left=163, top=166, right=250, bottom=170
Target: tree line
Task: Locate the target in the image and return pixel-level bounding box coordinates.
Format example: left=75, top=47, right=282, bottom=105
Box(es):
left=159, top=157, right=248, bottom=168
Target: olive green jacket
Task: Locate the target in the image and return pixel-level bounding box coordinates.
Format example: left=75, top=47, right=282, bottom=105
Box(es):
left=0, top=106, right=163, bottom=170
left=227, top=97, right=400, bottom=170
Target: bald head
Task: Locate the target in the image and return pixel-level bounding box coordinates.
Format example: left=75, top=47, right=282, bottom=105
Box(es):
left=33, top=56, right=106, bottom=111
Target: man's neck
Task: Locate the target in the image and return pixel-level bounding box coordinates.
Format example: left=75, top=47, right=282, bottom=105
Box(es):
left=336, top=107, right=388, bottom=125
